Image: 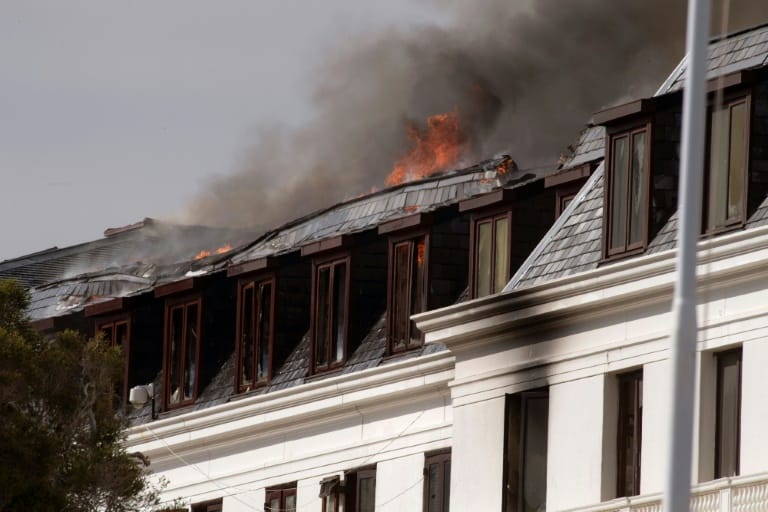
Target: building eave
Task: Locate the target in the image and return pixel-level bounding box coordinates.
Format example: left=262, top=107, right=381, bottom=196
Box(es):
left=414, top=224, right=768, bottom=353
left=125, top=350, right=454, bottom=462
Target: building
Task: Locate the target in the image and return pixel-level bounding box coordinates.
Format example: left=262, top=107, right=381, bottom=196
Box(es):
left=1, top=153, right=572, bottom=511
left=4, top=22, right=768, bottom=512
left=416, top=22, right=768, bottom=512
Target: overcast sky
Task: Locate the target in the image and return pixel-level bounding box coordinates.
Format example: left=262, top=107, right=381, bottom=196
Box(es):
left=0, top=1, right=449, bottom=260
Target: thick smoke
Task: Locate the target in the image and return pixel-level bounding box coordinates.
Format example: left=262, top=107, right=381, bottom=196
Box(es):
left=185, top=0, right=765, bottom=231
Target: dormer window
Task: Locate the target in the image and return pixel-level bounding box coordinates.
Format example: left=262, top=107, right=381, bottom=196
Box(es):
left=705, top=95, right=750, bottom=232
left=96, top=315, right=131, bottom=407
left=605, top=122, right=651, bottom=258
left=236, top=277, right=275, bottom=392
left=473, top=210, right=511, bottom=298
left=163, top=296, right=201, bottom=408
left=387, top=233, right=428, bottom=353
left=311, top=255, right=350, bottom=373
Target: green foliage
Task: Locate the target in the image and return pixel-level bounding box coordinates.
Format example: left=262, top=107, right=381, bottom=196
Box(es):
left=0, top=279, right=164, bottom=511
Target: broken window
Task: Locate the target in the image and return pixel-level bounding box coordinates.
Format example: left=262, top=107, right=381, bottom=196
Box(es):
left=473, top=211, right=511, bottom=298
left=388, top=234, right=427, bottom=353
left=705, top=96, right=749, bottom=232
left=164, top=297, right=201, bottom=408
left=237, top=277, right=274, bottom=392
left=313, top=257, right=349, bottom=373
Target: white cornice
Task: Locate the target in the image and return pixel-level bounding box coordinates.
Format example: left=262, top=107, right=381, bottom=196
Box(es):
left=125, top=350, right=454, bottom=456
left=415, top=225, right=768, bottom=351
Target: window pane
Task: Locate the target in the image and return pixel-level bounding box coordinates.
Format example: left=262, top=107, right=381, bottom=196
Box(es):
left=727, top=102, right=746, bottom=222
left=315, top=267, right=330, bottom=368
left=241, top=285, right=255, bottom=388
left=115, top=322, right=128, bottom=348
left=392, top=242, right=411, bottom=349
left=410, top=238, right=426, bottom=343
left=428, top=463, right=440, bottom=512
left=269, top=497, right=280, bottom=511
left=184, top=303, right=199, bottom=401
left=101, top=324, right=114, bottom=345
left=476, top=221, right=492, bottom=297
left=332, top=263, right=347, bottom=363
left=359, top=477, right=375, bottom=512
left=617, top=372, right=642, bottom=497
left=494, top=217, right=510, bottom=294
left=716, top=350, right=741, bottom=478
left=610, top=136, right=629, bottom=250
left=284, top=493, right=296, bottom=512
left=522, top=395, right=548, bottom=511
left=708, top=107, right=730, bottom=229
left=257, top=282, right=272, bottom=381
left=443, top=460, right=451, bottom=511
left=169, top=306, right=184, bottom=405
left=628, top=132, right=646, bottom=246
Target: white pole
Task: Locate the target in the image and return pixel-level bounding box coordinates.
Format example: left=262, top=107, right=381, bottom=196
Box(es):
left=664, top=0, right=710, bottom=510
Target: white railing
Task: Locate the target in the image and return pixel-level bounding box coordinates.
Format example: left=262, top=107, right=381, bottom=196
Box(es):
left=563, top=473, right=768, bottom=512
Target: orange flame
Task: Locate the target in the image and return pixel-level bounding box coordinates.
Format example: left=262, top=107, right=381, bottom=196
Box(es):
left=194, top=243, right=233, bottom=261
left=385, top=110, right=470, bottom=186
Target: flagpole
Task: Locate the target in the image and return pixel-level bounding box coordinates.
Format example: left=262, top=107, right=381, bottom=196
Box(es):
left=664, top=0, right=710, bottom=510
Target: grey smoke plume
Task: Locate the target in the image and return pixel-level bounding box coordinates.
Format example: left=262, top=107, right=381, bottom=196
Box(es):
left=186, top=0, right=765, bottom=231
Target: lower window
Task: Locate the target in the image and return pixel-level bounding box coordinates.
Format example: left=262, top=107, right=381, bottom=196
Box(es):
left=616, top=370, right=643, bottom=497
left=319, top=476, right=341, bottom=512
left=266, top=483, right=296, bottom=512
left=715, top=348, right=742, bottom=478
left=424, top=451, right=451, bottom=512
left=191, top=498, right=222, bottom=512
left=504, top=390, right=549, bottom=512
left=345, top=467, right=376, bottom=512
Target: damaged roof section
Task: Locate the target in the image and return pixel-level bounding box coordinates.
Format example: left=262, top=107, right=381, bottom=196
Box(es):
left=0, top=218, right=255, bottom=321
left=231, top=155, right=543, bottom=264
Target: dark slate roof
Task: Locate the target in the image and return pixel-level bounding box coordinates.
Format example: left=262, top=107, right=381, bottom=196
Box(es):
left=231, top=156, right=546, bottom=263
left=508, top=23, right=768, bottom=291
left=658, top=23, right=768, bottom=95
left=558, top=125, right=605, bottom=171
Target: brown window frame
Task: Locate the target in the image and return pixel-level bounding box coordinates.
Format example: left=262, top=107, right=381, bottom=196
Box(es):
left=469, top=207, right=513, bottom=299
left=162, top=295, right=202, bottom=410
left=310, top=253, right=351, bottom=374
left=387, top=230, right=429, bottom=354
left=191, top=498, right=222, bottom=512
left=235, top=275, right=276, bottom=393
left=555, top=184, right=583, bottom=218
left=603, top=120, right=652, bottom=260
left=703, top=93, right=751, bottom=235
left=265, top=482, right=297, bottom=512
left=345, top=466, right=376, bottom=512
left=714, top=348, right=742, bottom=479
left=616, top=370, right=643, bottom=498
left=423, top=450, right=451, bottom=512
left=95, top=314, right=132, bottom=408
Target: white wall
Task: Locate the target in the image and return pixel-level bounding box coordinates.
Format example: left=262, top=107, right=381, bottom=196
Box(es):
left=548, top=375, right=606, bottom=510
left=375, top=453, right=424, bottom=512
left=640, top=359, right=670, bottom=495
left=450, top=397, right=506, bottom=511
left=740, top=338, right=768, bottom=474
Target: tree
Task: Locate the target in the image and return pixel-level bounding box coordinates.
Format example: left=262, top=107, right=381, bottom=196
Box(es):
left=0, top=279, right=163, bottom=511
